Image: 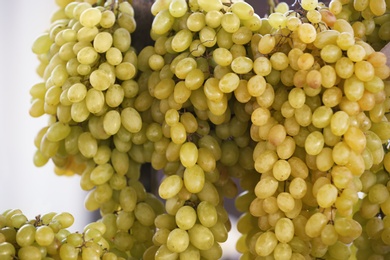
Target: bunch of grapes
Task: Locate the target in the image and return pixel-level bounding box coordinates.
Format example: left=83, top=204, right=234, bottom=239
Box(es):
left=0, top=208, right=129, bottom=260
left=1, top=0, right=390, bottom=259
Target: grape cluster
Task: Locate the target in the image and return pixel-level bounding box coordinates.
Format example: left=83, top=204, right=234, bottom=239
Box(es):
left=22, top=0, right=390, bottom=259
left=234, top=0, right=390, bottom=259
left=329, top=0, right=390, bottom=51
left=0, top=209, right=117, bottom=260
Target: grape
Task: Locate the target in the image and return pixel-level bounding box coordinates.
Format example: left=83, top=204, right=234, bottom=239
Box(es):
left=255, top=231, right=278, bottom=256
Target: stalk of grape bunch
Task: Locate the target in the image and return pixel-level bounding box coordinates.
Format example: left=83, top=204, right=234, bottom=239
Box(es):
left=1, top=0, right=389, bottom=259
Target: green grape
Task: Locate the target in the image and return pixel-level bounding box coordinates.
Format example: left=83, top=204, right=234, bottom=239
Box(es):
left=258, top=34, right=276, bottom=54
left=275, top=218, right=294, bottom=243
left=277, top=192, right=296, bottom=213
left=188, top=224, right=214, bottom=251
left=183, top=164, right=205, bottom=193
left=155, top=244, right=178, bottom=259
left=274, top=242, right=293, bottom=260
left=254, top=176, right=279, bottom=199
left=10, top=213, right=28, bottom=229
left=35, top=226, right=55, bottom=246
left=0, top=242, right=16, bottom=259
left=268, top=12, right=287, bottom=29
left=255, top=231, right=278, bottom=257
left=231, top=1, right=254, bottom=20
left=298, top=23, right=317, bottom=43
left=197, top=201, right=218, bottom=228
left=169, top=0, right=188, bottom=18
left=197, top=0, right=223, bottom=12
left=158, top=175, right=183, bottom=199
left=166, top=228, right=190, bottom=253
left=16, top=224, right=36, bottom=247
left=305, top=212, right=329, bottom=238
left=18, top=245, right=42, bottom=260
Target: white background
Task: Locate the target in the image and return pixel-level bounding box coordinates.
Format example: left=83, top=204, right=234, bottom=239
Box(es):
left=0, top=1, right=92, bottom=231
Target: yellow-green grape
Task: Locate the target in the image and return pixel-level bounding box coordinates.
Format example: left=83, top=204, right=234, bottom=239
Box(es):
left=304, top=131, right=324, bottom=156
left=247, top=75, right=267, bottom=97
left=218, top=72, right=239, bottom=93
left=270, top=52, right=289, bottom=71
left=253, top=56, right=272, bottom=76
left=46, top=121, right=71, bottom=142
left=343, top=75, right=364, bottom=102
left=301, top=0, right=318, bottom=10
left=307, top=10, right=322, bottom=24
left=35, top=225, right=55, bottom=246
left=186, top=12, right=205, bottom=32
left=330, top=111, right=350, bottom=136
left=175, top=205, right=197, bottom=230
left=316, top=183, right=338, bottom=208
left=172, top=29, right=193, bottom=53
left=152, top=9, right=175, bottom=35
left=221, top=12, right=240, bottom=33
left=286, top=16, right=302, bottom=31
left=32, top=33, right=53, bottom=54
left=320, top=224, right=338, bottom=246
left=199, top=26, right=217, bottom=47
left=154, top=78, right=175, bottom=100
left=159, top=175, right=183, bottom=200
left=268, top=12, right=287, bottom=29
left=320, top=44, right=342, bottom=63
left=169, top=0, right=188, bottom=18
left=258, top=34, right=275, bottom=54
left=78, top=132, right=98, bottom=158
left=180, top=142, right=198, bottom=168
left=343, top=126, right=366, bottom=153
left=231, top=1, right=254, bottom=20
left=277, top=192, right=296, bottom=213
left=183, top=164, right=205, bottom=193
left=134, top=202, right=156, bottom=227
left=188, top=224, right=214, bottom=250
left=17, top=245, right=42, bottom=260
left=355, top=61, right=375, bottom=82
left=332, top=141, right=351, bottom=166
left=288, top=88, right=305, bottom=109
left=369, top=0, right=386, bottom=16
left=368, top=183, right=389, bottom=204
left=197, top=181, right=220, bottom=206
left=16, top=224, right=36, bottom=247
left=170, top=122, right=187, bottom=144
left=254, top=176, right=279, bottom=199
left=231, top=56, right=253, bottom=74
left=197, top=0, right=223, bottom=12
left=273, top=242, right=293, bottom=260
left=166, top=228, right=190, bottom=253
left=204, top=10, right=222, bottom=28
left=179, top=244, right=200, bottom=259
left=272, top=159, right=291, bottom=181
left=275, top=218, right=294, bottom=243
left=289, top=177, right=307, bottom=199
left=0, top=241, right=16, bottom=259
left=90, top=163, right=114, bottom=185
left=298, top=23, right=317, bottom=43
left=255, top=231, right=278, bottom=257
left=305, top=212, right=328, bottom=238
left=121, top=107, right=142, bottom=133
left=197, top=201, right=218, bottom=228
